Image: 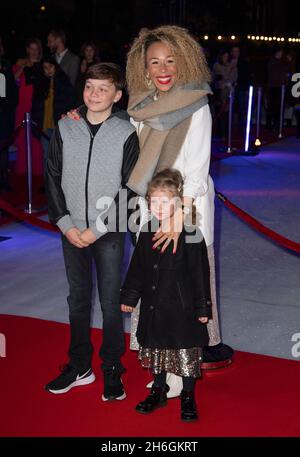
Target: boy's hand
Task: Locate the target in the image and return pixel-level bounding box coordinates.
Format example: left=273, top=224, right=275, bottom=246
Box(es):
left=66, top=228, right=89, bottom=248
left=199, top=317, right=209, bottom=324
left=80, top=229, right=97, bottom=245
left=121, top=305, right=134, bottom=313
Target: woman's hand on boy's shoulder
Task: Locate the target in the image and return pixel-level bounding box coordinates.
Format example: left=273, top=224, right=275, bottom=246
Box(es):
left=198, top=317, right=209, bottom=324
left=67, top=108, right=80, bottom=120
left=60, top=108, right=80, bottom=121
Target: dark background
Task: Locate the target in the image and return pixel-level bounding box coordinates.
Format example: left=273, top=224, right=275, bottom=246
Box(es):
left=1, top=0, right=300, bottom=64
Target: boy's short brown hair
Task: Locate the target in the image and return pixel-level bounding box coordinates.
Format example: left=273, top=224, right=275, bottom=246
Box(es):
left=85, top=62, right=125, bottom=91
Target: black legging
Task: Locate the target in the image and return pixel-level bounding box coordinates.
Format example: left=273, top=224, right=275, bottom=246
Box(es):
left=153, top=371, right=195, bottom=392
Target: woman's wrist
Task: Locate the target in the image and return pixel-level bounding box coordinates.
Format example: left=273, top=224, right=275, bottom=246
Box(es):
left=182, top=205, right=193, bottom=225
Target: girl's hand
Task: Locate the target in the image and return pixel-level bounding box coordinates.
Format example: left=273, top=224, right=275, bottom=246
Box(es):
left=121, top=305, right=134, bottom=313
left=199, top=317, right=209, bottom=324
left=67, top=109, right=80, bottom=121
left=152, top=206, right=183, bottom=254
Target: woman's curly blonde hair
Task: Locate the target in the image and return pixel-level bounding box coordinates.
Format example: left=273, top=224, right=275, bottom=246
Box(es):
left=126, top=25, right=211, bottom=94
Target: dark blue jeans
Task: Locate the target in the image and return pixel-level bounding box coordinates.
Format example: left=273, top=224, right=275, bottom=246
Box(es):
left=61, top=232, right=125, bottom=372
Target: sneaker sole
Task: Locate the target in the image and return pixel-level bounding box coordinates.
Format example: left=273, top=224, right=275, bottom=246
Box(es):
left=46, top=372, right=96, bottom=394
left=181, top=416, right=198, bottom=423
left=101, top=391, right=126, bottom=402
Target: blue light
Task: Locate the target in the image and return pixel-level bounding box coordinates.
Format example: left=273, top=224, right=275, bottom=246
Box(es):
left=245, top=86, right=254, bottom=152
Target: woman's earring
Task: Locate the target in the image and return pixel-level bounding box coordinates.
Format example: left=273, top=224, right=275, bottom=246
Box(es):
left=145, top=74, right=152, bottom=88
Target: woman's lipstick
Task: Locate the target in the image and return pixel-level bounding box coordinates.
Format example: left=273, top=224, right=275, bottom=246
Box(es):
left=156, top=76, right=173, bottom=85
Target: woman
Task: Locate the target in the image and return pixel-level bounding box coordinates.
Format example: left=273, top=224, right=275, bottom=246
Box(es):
left=76, top=41, right=99, bottom=104
left=13, top=38, right=43, bottom=176
left=0, top=37, right=18, bottom=191
left=126, top=26, right=233, bottom=398
left=212, top=50, right=237, bottom=139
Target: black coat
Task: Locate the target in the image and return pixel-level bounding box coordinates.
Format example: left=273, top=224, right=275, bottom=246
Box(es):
left=0, top=58, right=18, bottom=141
left=120, top=221, right=212, bottom=349
left=31, top=70, right=76, bottom=129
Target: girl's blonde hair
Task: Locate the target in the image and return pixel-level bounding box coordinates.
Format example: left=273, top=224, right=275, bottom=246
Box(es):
left=147, top=168, right=183, bottom=200
left=126, top=25, right=211, bottom=94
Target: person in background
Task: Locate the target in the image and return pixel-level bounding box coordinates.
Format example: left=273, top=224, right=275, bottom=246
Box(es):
left=31, top=55, right=76, bottom=179
left=266, top=48, right=289, bottom=132
left=231, top=45, right=253, bottom=129
left=76, top=41, right=100, bottom=104
left=13, top=38, right=43, bottom=177
left=47, top=29, right=80, bottom=87
left=0, top=37, right=18, bottom=191
left=212, top=50, right=238, bottom=140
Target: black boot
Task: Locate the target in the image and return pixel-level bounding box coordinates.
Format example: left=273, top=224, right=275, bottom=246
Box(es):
left=136, top=385, right=168, bottom=414
left=181, top=390, right=198, bottom=422
left=202, top=343, right=234, bottom=369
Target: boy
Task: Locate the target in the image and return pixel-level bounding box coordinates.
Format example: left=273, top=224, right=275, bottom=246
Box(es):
left=45, top=63, right=139, bottom=401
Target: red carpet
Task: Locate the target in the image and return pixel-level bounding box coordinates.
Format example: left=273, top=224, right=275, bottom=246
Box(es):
left=0, top=314, right=300, bottom=437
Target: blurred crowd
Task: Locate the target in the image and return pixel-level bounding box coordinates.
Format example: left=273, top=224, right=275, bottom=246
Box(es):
left=0, top=29, right=299, bottom=191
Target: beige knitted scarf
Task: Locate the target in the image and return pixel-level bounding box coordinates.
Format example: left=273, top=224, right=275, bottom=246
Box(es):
left=127, top=82, right=212, bottom=196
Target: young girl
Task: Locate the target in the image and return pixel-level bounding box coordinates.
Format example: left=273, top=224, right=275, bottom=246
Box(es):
left=120, top=169, right=212, bottom=422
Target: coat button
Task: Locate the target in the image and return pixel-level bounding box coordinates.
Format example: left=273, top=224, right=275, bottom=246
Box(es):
left=152, top=285, right=156, bottom=291
left=150, top=305, right=154, bottom=310
left=153, top=264, right=158, bottom=269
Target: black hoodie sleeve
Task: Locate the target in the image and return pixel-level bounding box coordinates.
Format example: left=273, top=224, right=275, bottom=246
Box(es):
left=120, top=232, right=145, bottom=307
left=46, top=126, right=70, bottom=225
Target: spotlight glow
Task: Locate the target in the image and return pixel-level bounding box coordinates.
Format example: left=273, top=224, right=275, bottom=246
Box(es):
left=245, top=86, right=254, bottom=153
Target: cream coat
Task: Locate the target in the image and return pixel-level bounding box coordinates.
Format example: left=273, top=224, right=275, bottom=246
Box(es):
left=131, top=104, right=215, bottom=246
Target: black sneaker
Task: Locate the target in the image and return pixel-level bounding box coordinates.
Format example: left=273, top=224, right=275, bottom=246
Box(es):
left=45, top=364, right=95, bottom=394
left=102, top=366, right=126, bottom=402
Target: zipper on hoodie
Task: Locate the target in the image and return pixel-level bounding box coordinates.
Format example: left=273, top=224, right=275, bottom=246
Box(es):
left=85, top=131, right=94, bottom=229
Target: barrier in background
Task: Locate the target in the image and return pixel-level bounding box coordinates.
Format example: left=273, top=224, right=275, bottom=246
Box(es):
left=226, top=87, right=235, bottom=154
